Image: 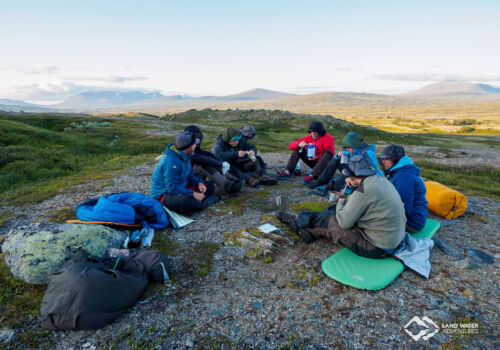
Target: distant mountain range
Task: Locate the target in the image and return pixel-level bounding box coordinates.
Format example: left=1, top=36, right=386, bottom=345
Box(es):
left=1, top=82, right=500, bottom=114
left=405, top=81, right=500, bottom=96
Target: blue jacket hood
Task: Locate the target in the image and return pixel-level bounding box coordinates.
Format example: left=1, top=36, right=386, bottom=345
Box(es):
left=389, top=156, right=420, bottom=176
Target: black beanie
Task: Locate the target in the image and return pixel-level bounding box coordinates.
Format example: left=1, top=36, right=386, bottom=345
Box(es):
left=307, top=121, right=326, bottom=136
left=184, top=125, right=203, bottom=143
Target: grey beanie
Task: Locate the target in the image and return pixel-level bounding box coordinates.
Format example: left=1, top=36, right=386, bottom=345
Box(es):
left=174, top=131, right=196, bottom=150
left=342, top=154, right=377, bottom=177
left=378, top=145, right=405, bottom=161
left=241, top=125, right=256, bottom=138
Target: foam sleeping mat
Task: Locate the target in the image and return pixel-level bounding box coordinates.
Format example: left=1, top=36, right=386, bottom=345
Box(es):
left=321, top=218, right=440, bottom=290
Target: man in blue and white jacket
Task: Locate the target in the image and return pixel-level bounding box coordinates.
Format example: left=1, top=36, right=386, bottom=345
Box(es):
left=379, top=145, right=428, bottom=232
left=306, top=131, right=382, bottom=193
left=151, top=131, right=219, bottom=214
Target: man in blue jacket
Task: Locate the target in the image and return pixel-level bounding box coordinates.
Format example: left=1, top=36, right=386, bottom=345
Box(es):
left=151, top=131, right=219, bottom=214
left=379, top=145, right=428, bottom=232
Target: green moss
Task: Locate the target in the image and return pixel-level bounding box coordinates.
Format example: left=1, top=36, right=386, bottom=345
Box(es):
left=0, top=252, right=46, bottom=328
left=153, top=231, right=181, bottom=256
left=0, top=210, right=26, bottom=228
left=34, top=207, right=76, bottom=223
left=12, top=328, right=53, bottom=349
left=185, top=242, right=219, bottom=278
left=288, top=267, right=323, bottom=289
left=290, top=201, right=330, bottom=213
left=209, top=189, right=273, bottom=216
left=264, top=255, right=273, bottom=263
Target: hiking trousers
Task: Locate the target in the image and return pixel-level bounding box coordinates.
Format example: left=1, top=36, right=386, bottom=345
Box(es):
left=285, top=149, right=333, bottom=179
left=159, top=181, right=216, bottom=215
left=300, top=210, right=387, bottom=259
left=232, top=157, right=263, bottom=175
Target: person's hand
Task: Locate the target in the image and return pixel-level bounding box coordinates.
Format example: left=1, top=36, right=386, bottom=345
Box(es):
left=337, top=150, right=343, bottom=157
left=193, top=192, right=205, bottom=201
left=309, top=156, right=317, bottom=160
left=198, top=182, right=207, bottom=193
left=248, top=150, right=256, bottom=157
left=238, top=150, right=246, bottom=157
left=222, top=161, right=230, bottom=175
left=298, top=141, right=307, bottom=148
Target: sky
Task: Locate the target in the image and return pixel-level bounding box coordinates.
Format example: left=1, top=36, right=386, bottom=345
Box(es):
left=1, top=0, right=499, bottom=103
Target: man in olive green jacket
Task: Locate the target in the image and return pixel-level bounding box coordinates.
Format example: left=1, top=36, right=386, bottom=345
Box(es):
left=277, top=154, right=406, bottom=258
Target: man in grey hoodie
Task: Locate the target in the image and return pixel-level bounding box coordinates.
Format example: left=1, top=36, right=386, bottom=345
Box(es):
left=277, top=154, right=406, bottom=258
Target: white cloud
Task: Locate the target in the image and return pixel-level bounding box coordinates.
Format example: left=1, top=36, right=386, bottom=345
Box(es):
left=0, top=81, right=153, bottom=101
left=21, top=64, right=60, bottom=74
left=0, top=64, right=60, bottom=74
left=372, top=72, right=500, bottom=82
left=65, top=75, right=147, bottom=83
left=461, top=13, right=500, bottom=22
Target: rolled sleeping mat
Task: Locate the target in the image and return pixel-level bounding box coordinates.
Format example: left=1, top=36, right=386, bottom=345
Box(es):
left=425, top=181, right=467, bottom=219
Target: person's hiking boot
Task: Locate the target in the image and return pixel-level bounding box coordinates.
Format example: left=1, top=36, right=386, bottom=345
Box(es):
left=203, top=195, right=220, bottom=206
left=258, top=174, right=278, bottom=186
left=298, top=228, right=315, bottom=244
left=302, top=175, right=314, bottom=185
left=276, top=211, right=299, bottom=233
left=305, top=180, right=321, bottom=189
left=246, top=175, right=260, bottom=187
left=275, top=170, right=292, bottom=180
left=225, top=178, right=244, bottom=194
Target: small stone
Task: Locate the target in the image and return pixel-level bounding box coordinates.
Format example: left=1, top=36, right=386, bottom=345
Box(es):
left=466, top=249, right=494, bottom=264
left=452, top=259, right=469, bottom=269
left=0, top=329, right=15, bottom=344
left=82, top=343, right=91, bottom=348
left=252, top=301, right=265, bottom=311
left=463, top=289, right=474, bottom=296
left=440, top=220, right=457, bottom=228
left=183, top=337, right=194, bottom=347
left=433, top=238, right=463, bottom=258
left=449, top=295, right=468, bottom=305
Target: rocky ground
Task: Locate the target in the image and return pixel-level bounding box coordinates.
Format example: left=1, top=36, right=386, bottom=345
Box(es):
left=1, top=152, right=499, bottom=350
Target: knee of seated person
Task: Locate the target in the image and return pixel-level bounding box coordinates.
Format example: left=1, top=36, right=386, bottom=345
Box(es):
left=322, top=150, right=333, bottom=157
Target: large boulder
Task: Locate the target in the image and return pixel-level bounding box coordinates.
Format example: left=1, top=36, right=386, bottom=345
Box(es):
left=1, top=223, right=127, bottom=284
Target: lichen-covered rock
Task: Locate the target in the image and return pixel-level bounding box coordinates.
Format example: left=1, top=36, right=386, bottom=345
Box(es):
left=2, top=223, right=127, bottom=284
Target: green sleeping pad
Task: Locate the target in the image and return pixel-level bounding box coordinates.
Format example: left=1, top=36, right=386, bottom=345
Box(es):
left=321, top=218, right=441, bottom=290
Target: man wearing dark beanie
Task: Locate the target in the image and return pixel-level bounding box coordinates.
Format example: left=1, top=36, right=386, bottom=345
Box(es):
left=150, top=131, right=219, bottom=214
left=184, top=125, right=244, bottom=195
left=276, top=121, right=334, bottom=183
left=212, top=127, right=277, bottom=187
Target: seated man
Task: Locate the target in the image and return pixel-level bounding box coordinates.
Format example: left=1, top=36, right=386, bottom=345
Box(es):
left=276, top=121, right=334, bottom=184
left=306, top=131, right=382, bottom=191
left=379, top=145, right=428, bottom=232
left=212, top=127, right=276, bottom=187
left=241, top=125, right=274, bottom=181
left=150, top=131, right=219, bottom=214
left=184, top=125, right=244, bottom=195
left=277, top=154, right=406, bottom=259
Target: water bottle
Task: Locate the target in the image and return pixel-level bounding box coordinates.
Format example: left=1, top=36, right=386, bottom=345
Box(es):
left=307, top=143, right=316, bottom=159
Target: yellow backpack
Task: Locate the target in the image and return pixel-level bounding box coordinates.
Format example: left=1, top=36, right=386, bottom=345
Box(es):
left=425, top=181, right=467, bottom=219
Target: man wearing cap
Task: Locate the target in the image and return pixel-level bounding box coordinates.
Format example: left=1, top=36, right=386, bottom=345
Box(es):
left=305, top=131, right=382, bottom=191
left=184, top=125, right=244, bottom=195
left=277, top=154, right=406, bottom=258
left=241, top=125, right=275, bottom=182
left=276, top=121, right=334, bottom=183
left=212, top=127, right=277, bottom=187
left=379, top=145, right=428, bottom=232
left=150, top=131, right=219, bottom=214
